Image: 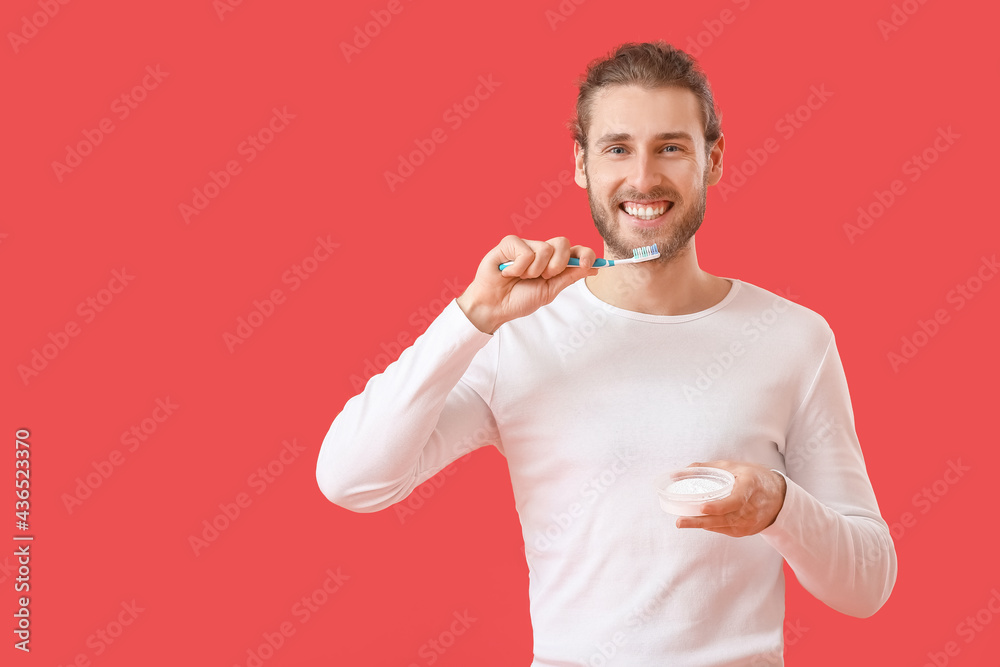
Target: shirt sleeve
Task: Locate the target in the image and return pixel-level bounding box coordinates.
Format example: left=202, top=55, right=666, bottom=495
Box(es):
left=758, top=332, right=898, bottom=618
left=315, top=298, right=502, bottom=513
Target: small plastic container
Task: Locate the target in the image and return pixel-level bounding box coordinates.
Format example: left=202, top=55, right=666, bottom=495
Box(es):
left=654, top=466, right=735, bottom=516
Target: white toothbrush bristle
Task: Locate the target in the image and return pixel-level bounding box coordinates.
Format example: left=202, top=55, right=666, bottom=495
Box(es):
left=631, top=243, right=659, bottom=259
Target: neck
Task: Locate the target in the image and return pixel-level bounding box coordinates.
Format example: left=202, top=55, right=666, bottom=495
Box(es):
left=584, top=237, right=732, bottom=316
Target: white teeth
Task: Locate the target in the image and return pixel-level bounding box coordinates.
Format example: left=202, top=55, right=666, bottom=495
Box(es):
left=623, top=202, right=668, bottom=220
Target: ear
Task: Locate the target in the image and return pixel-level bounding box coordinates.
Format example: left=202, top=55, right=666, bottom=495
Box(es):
left=705, top=133, right=725, bottom=186
left=573, top=141, right=588, bottom=188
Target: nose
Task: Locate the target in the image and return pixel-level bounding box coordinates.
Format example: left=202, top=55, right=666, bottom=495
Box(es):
left=626, top=149, right=662, bottom=193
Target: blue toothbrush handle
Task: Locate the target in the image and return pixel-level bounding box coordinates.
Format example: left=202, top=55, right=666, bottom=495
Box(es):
left=498, top=257, right=611, bottom=271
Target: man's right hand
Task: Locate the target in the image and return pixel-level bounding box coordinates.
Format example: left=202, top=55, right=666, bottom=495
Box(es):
left=456, top=235, right=599, bottom=335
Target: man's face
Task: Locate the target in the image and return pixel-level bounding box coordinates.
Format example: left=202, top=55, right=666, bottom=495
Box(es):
left=574, top=85, right=724, bottom=261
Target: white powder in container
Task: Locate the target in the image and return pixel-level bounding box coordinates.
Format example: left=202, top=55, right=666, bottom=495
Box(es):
left=666, top=477, right=726, bottom=495
left=656, top=467, right=735, bottom=516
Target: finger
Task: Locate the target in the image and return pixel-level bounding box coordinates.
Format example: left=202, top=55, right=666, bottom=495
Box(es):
left=570, top=245, right=599, bottom=275
left=676, top=516, right=741, bottom=537
left=571, top=245, right=597, bottom=264
left=676, top=512, right=738, bottom=530
left=541, top=237, right=572, bottom=279
left=542, top=244, right=599, bottom=293
left=522, top=239, right=555, bottom=279
left=495, top=235, right=536, bottom=278
left=698, top=496, right=743, bottom=516
left=689, top=459, right=734, bottom=469
left=694, top=526, right=740, bottom=537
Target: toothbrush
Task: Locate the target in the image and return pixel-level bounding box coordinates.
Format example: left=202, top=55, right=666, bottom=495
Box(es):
left=498, top=243, right=659, bottom=271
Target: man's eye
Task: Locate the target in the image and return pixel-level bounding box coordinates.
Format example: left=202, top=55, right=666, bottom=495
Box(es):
left=607, top=145, right=679, bottom=154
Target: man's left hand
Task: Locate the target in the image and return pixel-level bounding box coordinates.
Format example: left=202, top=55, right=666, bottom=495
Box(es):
left=675, top=460, right=787, bottom=537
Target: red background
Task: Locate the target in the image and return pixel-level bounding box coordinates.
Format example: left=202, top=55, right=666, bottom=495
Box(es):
left=3, top=0, right=999, bottom=664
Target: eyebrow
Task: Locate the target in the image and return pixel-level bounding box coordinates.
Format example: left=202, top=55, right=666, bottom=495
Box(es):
left=593, top=131, right=696, bottom=147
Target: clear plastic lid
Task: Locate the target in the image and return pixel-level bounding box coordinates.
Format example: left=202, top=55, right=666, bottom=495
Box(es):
left=654, top=466, right=735, bottom=516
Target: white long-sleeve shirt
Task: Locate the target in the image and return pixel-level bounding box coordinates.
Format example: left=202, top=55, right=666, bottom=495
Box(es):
left=316, top=277, right=897, bottom=666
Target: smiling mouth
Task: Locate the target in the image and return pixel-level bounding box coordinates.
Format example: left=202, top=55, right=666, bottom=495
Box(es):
left=619, top=200, right=673, bottom=221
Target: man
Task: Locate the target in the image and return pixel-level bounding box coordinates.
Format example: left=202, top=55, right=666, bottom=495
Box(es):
left=316, top=41, right=897, bottom=666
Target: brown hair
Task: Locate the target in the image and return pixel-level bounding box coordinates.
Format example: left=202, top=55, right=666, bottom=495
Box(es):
left=569, top=41, right=723, bottom=155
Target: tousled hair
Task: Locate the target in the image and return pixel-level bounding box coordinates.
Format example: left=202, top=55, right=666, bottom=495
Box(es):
left=569, top=41, right=722, bottom=155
